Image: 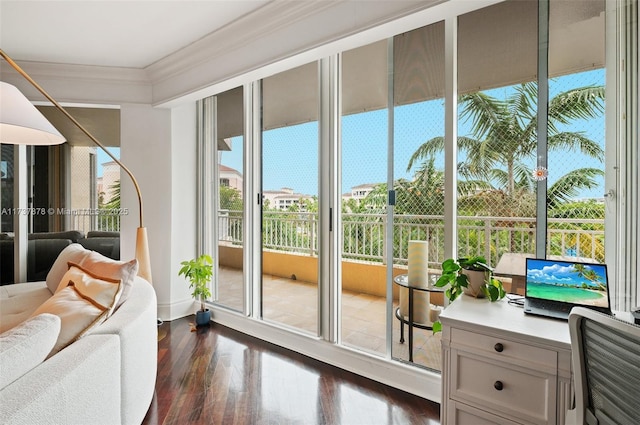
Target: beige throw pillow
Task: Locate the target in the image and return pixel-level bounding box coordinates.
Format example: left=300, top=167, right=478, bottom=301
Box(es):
left=78, top=251, right=138, bottom=309
left=45, top=243, right=89, bottom=294
left=31, top=264, right=123, bottom=354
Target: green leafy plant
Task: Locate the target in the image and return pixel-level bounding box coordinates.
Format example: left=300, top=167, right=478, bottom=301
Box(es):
left=431, top=256, right=506, bottom=333
left=436, top=256, right=506, bottom=301
left=178, top=254, right=213, bottom=311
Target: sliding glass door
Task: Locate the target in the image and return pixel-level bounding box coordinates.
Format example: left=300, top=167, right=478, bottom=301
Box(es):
left=260, top=63, right=320, bottom=335
left=339, top=40, right=389, bottom=356
left=390, top=21, right=446, bottom=369
left=198, top=0, right=617, bottom=380
left=214, top=86, right=246, bottom=312
left=455, top=1, right=540, bottom=295
left=547, top=0, right=606, bottom=262
left=337, top=21, right=448, bottom=371
left=454, top=0, right=607, bottom=296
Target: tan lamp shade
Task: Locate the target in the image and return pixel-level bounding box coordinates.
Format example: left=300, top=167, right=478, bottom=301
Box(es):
left=0, top=81, right=66, bottom=145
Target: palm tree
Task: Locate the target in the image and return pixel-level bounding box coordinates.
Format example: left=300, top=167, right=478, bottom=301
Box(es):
left=361, top=182, right=387, bottom=207
left=573, top=264, right=606, bottom=291
left=395, top=157, right=446, bottom=216
left=103, top=180, right=121, bottom=210
left=97, top=180, right=121, bottom=231
left=407, top=82, right=605, bottom=214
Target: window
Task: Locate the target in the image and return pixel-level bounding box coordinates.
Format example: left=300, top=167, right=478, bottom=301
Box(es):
left=198, top=0, right=630, bottom=399
left=261, top=62, right=320, bottom=334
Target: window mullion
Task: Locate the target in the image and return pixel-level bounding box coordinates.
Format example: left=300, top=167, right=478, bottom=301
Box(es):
left=536, top=0, right=549, bottom=258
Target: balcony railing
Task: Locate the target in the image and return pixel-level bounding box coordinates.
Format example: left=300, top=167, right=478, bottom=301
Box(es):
left=69, top=209, right=122, bottom=233
left=219, top=210, right=605, bottom=267
left=68, top=208, right=604, bottom=266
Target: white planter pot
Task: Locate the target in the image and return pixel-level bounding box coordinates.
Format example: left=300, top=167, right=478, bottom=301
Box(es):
left=462, top=269, right=487, bottom=298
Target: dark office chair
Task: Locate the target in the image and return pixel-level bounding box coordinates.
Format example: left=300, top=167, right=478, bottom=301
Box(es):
left=566, top=307, right=640, bottom=425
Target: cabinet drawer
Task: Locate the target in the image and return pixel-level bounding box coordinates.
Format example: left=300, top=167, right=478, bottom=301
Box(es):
left=451, top=327, right=557, bottom=370
left=448, top=400, right=523, bottom=425
left=451, top=350, right=556, bottom=425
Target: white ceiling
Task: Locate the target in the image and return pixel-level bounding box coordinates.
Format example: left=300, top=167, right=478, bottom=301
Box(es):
left=0, top=0, right=271, bottom=68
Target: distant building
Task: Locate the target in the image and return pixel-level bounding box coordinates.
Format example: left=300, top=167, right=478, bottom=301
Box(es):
left=344, top=183, right=377, bottom=201
left=219, top=164, right=243, bottom=195
left=341, top=183, right=381, bottom=212
left=97, top=160, right=120, bottom=205
left=262, top=187, right=313, bottom=210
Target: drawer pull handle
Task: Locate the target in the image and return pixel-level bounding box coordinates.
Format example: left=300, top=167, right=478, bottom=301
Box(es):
left=494, top=343, right=504, bottom=352
left=494, top=381, right=504, bottom=391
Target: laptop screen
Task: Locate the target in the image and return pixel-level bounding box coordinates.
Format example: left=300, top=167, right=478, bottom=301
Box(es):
left=525, top=258, right=611, bottom=310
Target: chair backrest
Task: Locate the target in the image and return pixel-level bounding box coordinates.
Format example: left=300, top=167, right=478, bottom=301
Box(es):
left=568, top=307, right=640, bottom=425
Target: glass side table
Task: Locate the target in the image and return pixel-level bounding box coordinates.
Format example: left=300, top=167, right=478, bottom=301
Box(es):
left=393, top=273, right=445, bottom=362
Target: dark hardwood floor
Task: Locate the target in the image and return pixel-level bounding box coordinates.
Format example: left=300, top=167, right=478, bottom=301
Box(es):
left=142, top=316, right=441, bottom=425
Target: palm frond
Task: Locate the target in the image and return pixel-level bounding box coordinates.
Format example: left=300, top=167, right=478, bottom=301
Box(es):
left=486, top=163, right=534, bottom=192
left=405, top=82, right=605, bottom=216
left=103, top=179, right=121, bottom=210
left=464, top=139, right=502, bottom=175
left=507, top=82, right=537, bottom=126
left=547, top=168, right=604, bottom=208
left=414, top=157, right=445, bottom=189
left=548, top=86, right=605, bottom=126
left=487, top=168, right=508, bottom=190
left=548, top=132, right=604, bottom=160
left=406, top=137, right=444, bottom=171
left=457, top=160, right=492, bottom=182
left=459, top=92, right=506, bottom=139
left=512, top=162, right=536, bottom=191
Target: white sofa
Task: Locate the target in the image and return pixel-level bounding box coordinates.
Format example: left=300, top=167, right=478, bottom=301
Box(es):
left=0, top=244, right=157, bottom=425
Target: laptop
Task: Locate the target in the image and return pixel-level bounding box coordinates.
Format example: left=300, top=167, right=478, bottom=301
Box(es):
left=524, top=258, right=612, bottom=320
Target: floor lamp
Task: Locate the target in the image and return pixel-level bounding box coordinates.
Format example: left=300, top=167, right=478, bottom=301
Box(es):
left=0, top=49, right=152, bottom=284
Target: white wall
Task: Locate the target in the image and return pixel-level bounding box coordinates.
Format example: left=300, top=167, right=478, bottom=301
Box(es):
left=119, top=102, right=199, bottom=320
left=168, top=103, right=199, bottom=320
left=119, top=103, right=191, bottom=320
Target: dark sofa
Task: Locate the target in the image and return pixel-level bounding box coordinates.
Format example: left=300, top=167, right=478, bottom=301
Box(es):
left=0, top=231, right=120, bottom=285
left=78, top=237, right=120, bottom=260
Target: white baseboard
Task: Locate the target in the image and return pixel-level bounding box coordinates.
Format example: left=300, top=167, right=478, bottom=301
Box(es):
left=157, top=298, right=195, bottom=321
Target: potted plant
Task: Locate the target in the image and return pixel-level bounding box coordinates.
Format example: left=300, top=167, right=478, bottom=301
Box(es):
left=435, top=256, right=506, bottom=301
left=431, top=256, right=506, bottom=333
left=178, top=254, right=213, bottom=326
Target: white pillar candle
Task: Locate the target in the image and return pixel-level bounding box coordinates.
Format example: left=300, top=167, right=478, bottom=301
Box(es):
left=400, top=240, right=431, bottom=325
left=408, top=240, right=429, bottom=288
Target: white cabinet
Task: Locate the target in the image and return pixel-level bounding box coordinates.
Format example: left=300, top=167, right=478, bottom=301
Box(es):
left=440, top=296, right=572, bottom=425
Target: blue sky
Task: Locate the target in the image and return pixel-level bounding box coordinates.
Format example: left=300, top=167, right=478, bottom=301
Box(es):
left=96, top=147, right=120, bottom=177
left=220, top=69, right=605, bottom=199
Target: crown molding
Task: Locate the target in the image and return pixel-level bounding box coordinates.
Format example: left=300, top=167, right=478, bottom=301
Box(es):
left=0, top=60, right=152, bottom=104
left=1, top=60, right=149, bottom=84
left=1, top=1, right=446, bottom=107
left=148, top=0, right=438, bottom=106
left=146, top=0, right=337, bottom=84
